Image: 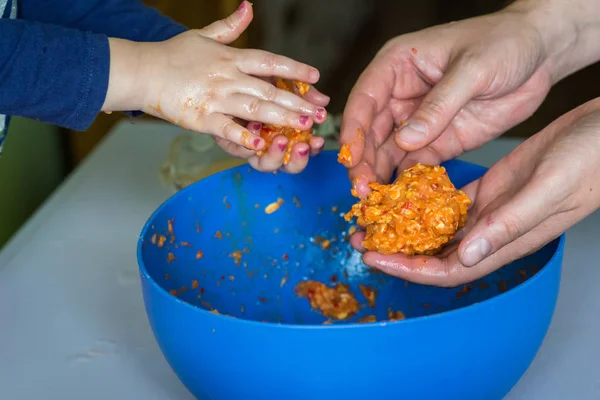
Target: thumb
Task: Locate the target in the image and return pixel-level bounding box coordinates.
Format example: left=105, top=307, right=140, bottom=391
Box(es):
left=458, top=178, right=554, bottom=267
left=196, top=1, right=253, bottom=44
left=395, top=59, right=483, bottom=151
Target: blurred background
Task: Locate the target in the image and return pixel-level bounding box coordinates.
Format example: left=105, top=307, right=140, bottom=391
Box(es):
left=1, top=0, right=599, bottom=248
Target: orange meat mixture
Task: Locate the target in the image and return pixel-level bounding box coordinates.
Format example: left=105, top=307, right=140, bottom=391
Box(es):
left=344, top=164, right=471, bottom=255
left=295, top=281, right=359, bottom=320
left=257, top=79, right=313, bottom=165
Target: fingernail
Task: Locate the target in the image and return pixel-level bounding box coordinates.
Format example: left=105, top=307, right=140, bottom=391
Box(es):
left=316, top=108, right=326, bottom=121
left=309, top=69, right=319, bottom=82
left=251, top=122, right=262, bottom=131
left=397, top=121, right=428, bottom=145
left=299, top=148, right=309, bottom=156
left=278, top=142, right=287, bottom=151
left=299, top=115, right=309, bottom=125
left=461, top=237, right=491, bottom=267
left=253, top=138, right=262, bottom=148
left=237, top=1, right=245, bottom=11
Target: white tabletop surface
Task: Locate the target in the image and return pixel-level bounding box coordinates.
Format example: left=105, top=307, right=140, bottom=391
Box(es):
left=0, top=121, right=598, bottom=400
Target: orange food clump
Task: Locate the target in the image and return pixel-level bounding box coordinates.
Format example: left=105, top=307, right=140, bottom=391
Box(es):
left=344, top=164, right=471, bottom=255
left=337, top=144, right=352, bottom=166
left=264, top=198, right=284, bottom=214
left=295, top=281, right=359, bottom=320
left=359, top=284, right=377, bottom=308
left=257, top=78, right=314, bottom=165
left=388, top=310, right=406, bottom=321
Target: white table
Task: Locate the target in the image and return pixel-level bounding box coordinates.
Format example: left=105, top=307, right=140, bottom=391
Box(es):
left=0, top=121, right=598, bottom=400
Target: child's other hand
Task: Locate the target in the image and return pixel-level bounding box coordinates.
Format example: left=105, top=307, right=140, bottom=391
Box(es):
left=107, top=0, right=328, bottom=158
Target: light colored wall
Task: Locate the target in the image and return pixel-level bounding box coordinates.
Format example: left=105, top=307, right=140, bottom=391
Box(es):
left=0, top=118, right=65, bottom=248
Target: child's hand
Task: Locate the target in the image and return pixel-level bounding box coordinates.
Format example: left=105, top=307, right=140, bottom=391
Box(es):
left=104, top=0, right=328, bottom=166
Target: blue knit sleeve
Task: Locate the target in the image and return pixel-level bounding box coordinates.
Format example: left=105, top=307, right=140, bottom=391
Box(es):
left=0, top=18, right=110, bottom=130
left=20, top=0, right=187, bottom=42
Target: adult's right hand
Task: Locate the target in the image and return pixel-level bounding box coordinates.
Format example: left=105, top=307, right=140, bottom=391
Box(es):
left=340, top=1, right=587, bottom=198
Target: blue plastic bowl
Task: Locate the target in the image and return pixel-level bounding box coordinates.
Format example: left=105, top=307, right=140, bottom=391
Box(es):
left=138, top=151, right=564, bottom=400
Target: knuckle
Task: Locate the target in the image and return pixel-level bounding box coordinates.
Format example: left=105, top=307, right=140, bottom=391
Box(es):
left=219, top=119, right=238, bottom=140
left=262, top=85, right=277, bottom=102
left=247, top=99, right=263, bottom=115
left=418, top=97, right=449, bottom=125
left=497, top=214, right=523, bottom=241
left=260, top=52, right=277, bottom=71
left=221, top=16, right=236, bottom=31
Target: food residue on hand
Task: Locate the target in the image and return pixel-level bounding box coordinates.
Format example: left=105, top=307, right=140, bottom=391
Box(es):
left=344, top=164, right=471, bottom=255
left=295, top=280, right=359, bottom=320
left=265, top=198, right=284, bottom=214
left=337, top=144, right=353, bottom=167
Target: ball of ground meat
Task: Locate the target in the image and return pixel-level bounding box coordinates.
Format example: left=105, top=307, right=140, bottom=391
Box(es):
left=344, top=164, right=471, bottom=256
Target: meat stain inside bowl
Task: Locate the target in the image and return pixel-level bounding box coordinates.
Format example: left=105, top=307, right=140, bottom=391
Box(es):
left=141, top=160, right=547, bottom=326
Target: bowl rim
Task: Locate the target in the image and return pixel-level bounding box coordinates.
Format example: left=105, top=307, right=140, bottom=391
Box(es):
left=137, top=152, right=566, bottom=330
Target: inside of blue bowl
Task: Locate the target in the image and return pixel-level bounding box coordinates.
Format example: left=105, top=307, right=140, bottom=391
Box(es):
left=139, top=152, right=560, bottom=325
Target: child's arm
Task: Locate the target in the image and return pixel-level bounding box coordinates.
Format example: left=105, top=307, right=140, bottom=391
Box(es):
left=0, top=19, right=110, bottom=131
left=20, top=0, right=186, bottom=43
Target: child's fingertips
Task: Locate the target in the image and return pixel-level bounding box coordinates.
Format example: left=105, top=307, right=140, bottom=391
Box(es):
left=252, top=137, right=264, bottom=150
left=309, top=69, right=320, bottom=82
left=248, top=122, right=262, bottom=133
left=315, top=107, right=326, bottom=122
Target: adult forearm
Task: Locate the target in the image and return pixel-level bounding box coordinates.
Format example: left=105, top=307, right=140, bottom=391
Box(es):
left=509, top=0, right=600, bottom=83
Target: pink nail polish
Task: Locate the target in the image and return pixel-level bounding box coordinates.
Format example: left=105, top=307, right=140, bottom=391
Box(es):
left=316, top=108, right=325, bottom=121
left=278, top=143, right=287, bottom=151
left=299, top=148, right=309, bottom=156
left=253, top=138, right=261, bottom=148
left=299, top=115, right=309, bottom=125
left=238, top=1, right=245, bottom=11
left=252, top=122, right=262, bottom=131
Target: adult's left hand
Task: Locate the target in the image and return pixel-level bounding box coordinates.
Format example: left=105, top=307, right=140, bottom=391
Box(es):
left=352, top=98, right=600, bottom=287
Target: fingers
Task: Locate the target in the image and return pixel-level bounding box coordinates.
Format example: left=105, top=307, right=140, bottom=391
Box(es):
left=216, top=94, right=314, bottom=130
left=199, top=113, right=264, bottom=151
left=340, top=59, right=395, bottom=166
left=303, top=86, right=330, bottom=107
left=235, top=49, right=320, bottom=84
left=280, top=143, right=311, bottom=174
left=196, top=1, right=253, bottom=44
left=214, top=136, right=254, bottom=158
left=309, top=136, right=325, bottom=156
left=458, top=177, right=557, bottom=267
left=395, top=59, right=483, bottom=151
left=232, top=77, right=327, bottom=122
left=362, top=251, right=460, bottom=287
left=248, top=135, right=288, bottom=172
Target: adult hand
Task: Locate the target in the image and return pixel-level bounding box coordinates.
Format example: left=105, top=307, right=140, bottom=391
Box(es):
left=353, top=98, right=600, bottom=286
left=104, top=1, right=329, bottom=169
left=340, top=3, right=579, bottom=197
